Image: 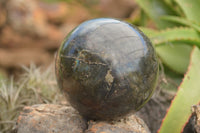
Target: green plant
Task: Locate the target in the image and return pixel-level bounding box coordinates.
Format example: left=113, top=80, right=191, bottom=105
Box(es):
left=134, top=0, right=200, bottom=132
left=0, top=64, right=64, bottom=133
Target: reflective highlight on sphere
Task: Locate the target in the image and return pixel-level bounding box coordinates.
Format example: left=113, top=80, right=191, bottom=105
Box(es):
left=56, top=18, right=159, bottom=120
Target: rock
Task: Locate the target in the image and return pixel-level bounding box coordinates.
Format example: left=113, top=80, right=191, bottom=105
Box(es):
left=97, top=0, right=137, bottom=18
left=17, top=104, right=87, bottom=133
left=136, top=89, right=174, bottom=133
left=0, top=1, right=7, bottom=29
left=7, top=0, right=47, bottom=37
left=0, top=0, right=92, bottom=75
left=182, top=104, right=200, bottom=133
left=38, top=2, right=69, bottom=25
left=192, top=105, right=200, bottom=133
left=0, top=48, right=51, bottom=68
left=6, top=0, right=65, bottom=39
left=0, top=26, right=62, bottom=50
left=85, top=114, right=150, bottom=133
left=64, top=3, right=91, bottom=25
left=56, top=18, right=158, bottom=120
left=16, top=104, right=150, bottom=133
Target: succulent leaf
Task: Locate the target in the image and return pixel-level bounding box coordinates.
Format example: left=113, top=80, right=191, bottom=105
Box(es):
left=156, top=44, right=192, bottom=74
left=142, top=27, right=200, bottom=47
left=175, top=0, right=200, bottom=23
left=140, top=27, right=200, bottom=74
left=158, top=46, right=200, bottom=133
left=161, top=16, right=200, bottom=32
left=135, top=0, right=179, bottom=29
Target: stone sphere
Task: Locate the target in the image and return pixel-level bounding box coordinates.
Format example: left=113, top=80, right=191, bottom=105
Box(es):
left=55, top=18, right=158, bottom=120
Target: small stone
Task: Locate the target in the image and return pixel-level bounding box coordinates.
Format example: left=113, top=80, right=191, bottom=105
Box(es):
left=85, top=114, right=150, bottom=133
left=183, top=104, right=200, bottom=133
left=192, top=105, right=200, bottom=133
left=17, top=104, right=87, bottom=133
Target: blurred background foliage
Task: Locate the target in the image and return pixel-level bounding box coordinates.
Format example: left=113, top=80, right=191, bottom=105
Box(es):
left=133, top=0, right=200, bottom=133
left=0, top=0, right=200, bottom=133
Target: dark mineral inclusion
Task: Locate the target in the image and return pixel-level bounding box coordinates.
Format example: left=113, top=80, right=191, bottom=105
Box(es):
left=55, top=18, right=159, bottom=120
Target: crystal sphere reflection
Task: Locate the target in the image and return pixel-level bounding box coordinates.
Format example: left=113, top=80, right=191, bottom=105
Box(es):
left=55, top=18, right=159, bottom=120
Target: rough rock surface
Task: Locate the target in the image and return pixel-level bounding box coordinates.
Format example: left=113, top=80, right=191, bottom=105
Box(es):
left=136, top=89, right=174, bottom=133
left=0, top=0, right=90, bottom=71
left=182, top=104, right=200, bottom=133
left=98, top=0, right=136, bottom=18
left=192, top=105, right=200, bottom=133
left=17, top=104, right=150, bottom=133
left=17, top=104, right=87, bottom=133
left=85, top=115, right=150, bottom=133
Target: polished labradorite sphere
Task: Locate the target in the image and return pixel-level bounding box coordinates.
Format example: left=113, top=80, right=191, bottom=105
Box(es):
left=55, top=18, right=158, bottom=120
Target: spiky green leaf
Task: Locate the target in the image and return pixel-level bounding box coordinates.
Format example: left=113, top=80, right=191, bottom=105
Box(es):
left=145, top=27, right=200, bottom=47
left=156, top=44, right=192, bottom=74
left=140, top=27, right=199, bottom=74
left=175, top=0, right=200, bottom=23
left=139, top=27, right=158, bottom=36
left=135, top=0, right=179, bottom=29
left=161, top=16, right=200, bottom=32
left=158, top=46, right=200, bottom=133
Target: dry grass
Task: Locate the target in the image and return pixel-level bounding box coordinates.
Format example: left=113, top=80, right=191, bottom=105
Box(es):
left=0, top=64, right=64, bottom=133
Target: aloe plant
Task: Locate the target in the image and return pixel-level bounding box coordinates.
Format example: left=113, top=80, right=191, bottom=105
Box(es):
left=159, top=46, right=200, bottom=133
left=134, top=0, right=200, bottom=132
